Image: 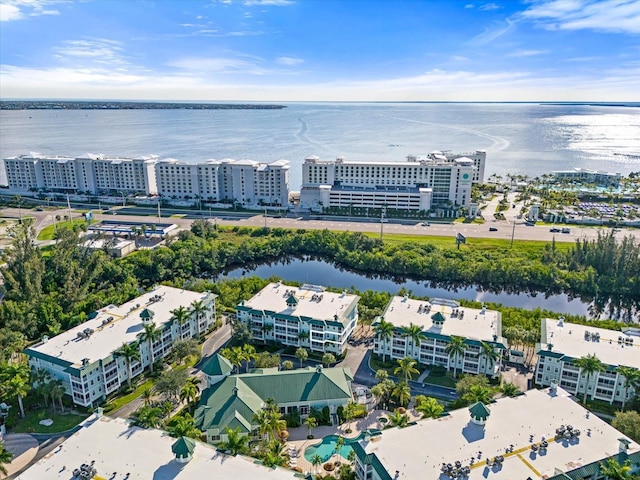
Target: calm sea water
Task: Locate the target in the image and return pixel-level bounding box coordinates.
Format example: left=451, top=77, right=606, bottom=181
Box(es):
left=1, top=102, right=639, bottom=190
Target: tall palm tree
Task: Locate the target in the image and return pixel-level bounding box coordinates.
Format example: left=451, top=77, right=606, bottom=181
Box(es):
left=167, top=413, right=202, bottom=439
left=221, top=347, right=243, bottom=374
left=387, top=409, right=409, bottom=428
left=141, top=388, right=154, bottom=407
left=116, top=342, right=141, bottom=389
left=0, top=441, right=13, bottom=476
left=499, top=382, right=521, bottom=398
left=401, top=322, right=425, bottom=357
left=322, top=353, right=336, bottom=368
left=297, top=331, right=310, bottom=347
left=615, top=365, right=640, bottom=411
left=463, top=385, right=494, bottom=405
left=334, top=436, right=346, bottom=464
left=394, top=356, right=419, bottom=384
left=599, top=457, right=633, bottom=480
left=311, top=454, right=323, bottom=475
left=50, top=379, right=66, bottom=414
left=6, top=375, right=30, bottom=418
left=218, top=427, right=250, bottom=455
left=392, top=382, right=411, bottom=408
left=295, top=347, right=308, bottom=368
left=479, top=341, right=500, bottom=374
left=575, top=354, right=605, bottom=405
left=445, top=336, right=466, bottom=379
left=139, top=322, right=162, bottom=373
left=303, top=416, right=317, bottom=438
left=414, top=396, right=444, bottom=419
left=131, top=405, right=163, bottom=428
left=180, top=377, right=200, bottom=412
left=189, top=299, right=209, bottom=324
left=373, top=317, right=395, bottom=362
left=241, top=344, right=257, bottom=373
left=171, top=306, right=191, bottom=340
left=253, top=408, right=273, bottom=442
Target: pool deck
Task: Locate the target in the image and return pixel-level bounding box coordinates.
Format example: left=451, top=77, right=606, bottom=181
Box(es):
left=286, top=408, right=422, bottom=475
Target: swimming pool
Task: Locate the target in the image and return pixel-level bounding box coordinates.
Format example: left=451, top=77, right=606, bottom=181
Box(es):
left=303, top=433, right=366, bottom=463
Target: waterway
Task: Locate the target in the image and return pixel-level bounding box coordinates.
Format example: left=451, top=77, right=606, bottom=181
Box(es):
left=220, top=257, right=592, bottom=317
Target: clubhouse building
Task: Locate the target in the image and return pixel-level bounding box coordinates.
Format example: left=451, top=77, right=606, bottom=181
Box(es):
left=373, top=297, right=506, bottom=377
left=535, top=318, right=640, bottom=404
left=236, top=282, right=360, bottom=354
left=25, top=286, right=217, bottom=407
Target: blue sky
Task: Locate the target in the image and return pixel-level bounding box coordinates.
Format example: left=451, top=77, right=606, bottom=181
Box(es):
left=1, top=0, right=639, bottom=101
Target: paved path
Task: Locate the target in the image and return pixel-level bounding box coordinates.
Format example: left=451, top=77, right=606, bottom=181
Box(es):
left=1, top=434, right=39, bottom=479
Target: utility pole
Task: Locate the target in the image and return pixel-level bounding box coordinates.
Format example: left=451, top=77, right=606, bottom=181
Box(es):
left=264, top=208, right=268, bottom=228
left=66, top=193, right=72, bottom=223
left=157, top=201, right=161, bottom=222
left=510, top=220, right=516, bottom=248
left=380, top=207, right=386, bottom=240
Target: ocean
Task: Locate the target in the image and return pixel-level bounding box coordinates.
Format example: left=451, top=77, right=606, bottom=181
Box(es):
left=1, top=102, right=639, bottom=190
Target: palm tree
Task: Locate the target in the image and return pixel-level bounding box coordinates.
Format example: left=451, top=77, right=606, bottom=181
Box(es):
left=615, top=365, right=640, bottom=411
left=0, top=441, right=13, bottom=476
left=414, top=396, right=444, bottom=419
left=499, top=382, right=521, bottom=398
left=479, top=341, right=500, bottom=374
left=171, top=306, right=191, bottom=340
left=50, top=379, right=66, bottom=413
left=304, top=416, right=317, bottom=439
left=311, top=453, right=323, bottom=475
left=575, top=354, right=605, bottom=405
left=241, top=344, right=257, bottom=373
left=392, top=382, right=411, bottom=408
left=167, top=413, right=202, bottom=439
left=141, top=388, right=153, bottom=407
left=221, top=346, right=243, bottom=374
left=295, top=347, right=308, bottom=368
left=599, top=457, right=633, bottom=480
left=463, top=385, right=494, bottom=405
left=322, top=353, right=336, bottom=368
left=139, top=322, right=162, bottom=373
left=387, top=409, right=409, bottom=428
left=131, top=405, right=163, bottom=428
left=401, top=322, right=425, bottom=357
left=180, top=377, right=200, bottom=412
left=297, top=331, right=310, bottom=347
left=6, top=374, right=30, bottom=418
left=253, top=408, right=273, bottom=442
left=189, top=299, right=209, bottom=329
left=445, top=336, right=466, bottom=379
left=260, top=440, right=289, bottom=468
left=334, top=436, right=346, bottom=464
left=218, top=427, right=250, bottom=455
left=116, top=342, right=141, bottom=389
left=282, top=360, right=294, bottom=370
left=373, top=317, right=395, bottom=362
left=32, top=368, right=51, bottom=407
left=394, top=356, right=419, bottom=384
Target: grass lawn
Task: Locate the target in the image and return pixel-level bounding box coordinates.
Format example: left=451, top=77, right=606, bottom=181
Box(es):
left=424, top=373, right=457, bottom=389
left=37, top=219, right=91, bottom=240
left=12, top=410, right=88, bottom=434
left=106, top=378, right=154, bottom=412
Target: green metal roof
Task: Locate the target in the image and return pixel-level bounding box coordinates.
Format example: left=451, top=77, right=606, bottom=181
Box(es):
left=431, top=312, right=446, bottom=323
left=201, top=354, right=233, bottom=376
left=286, top=294, right=299, bottom=307
left=468, top=402, right=491, bottom=421
left=171, top=436, right=196, bottom=459
left=545, top=450, right=640, bottom=480
left=140, top=308, right=155, bottom=320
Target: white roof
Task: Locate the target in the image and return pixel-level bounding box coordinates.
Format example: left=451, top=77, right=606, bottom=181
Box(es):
left=243, top=283, right=359, bottom=324
left=16, top=415, right=296, bottom=480
left=29, top=286, right=210, bottom=367
left=381, top=296, right=502, bottom=343
left=541, top=318, right=640, bottom=367
left=362, top=387, right=639, bottom=480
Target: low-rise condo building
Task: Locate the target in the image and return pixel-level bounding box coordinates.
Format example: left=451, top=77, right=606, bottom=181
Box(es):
left=155, top=157, right=290, bottom=206
left=25, top=286, right=217, bottom=407
left=372, top=297, right=505, bottom=377
left=195, top=364, right=353, bottom=445
left=299, top=150, right=485, bottom=212
left=552, top=167, right=621, bottom=187
left=352, top=386, right=640, bottom=480
left=16, top=414, right=297, bottom=480
left=236, top=282, right=359, bottom=354
left=535, top=318, right=640, bottom=404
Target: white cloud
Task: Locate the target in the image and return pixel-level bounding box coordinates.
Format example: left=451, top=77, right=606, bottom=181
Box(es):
left=465, top=3, right=475, bottom=8
left=479, top=2, right=502, bottom=10
left=275, top=56, right=303, bottom=66
left=522, top=0, right=640, bottom=34
left=507, top=49, right=547, bottom=57
left=53, top=39, right=129, bottom=67
left=0, top=0, right=63, bottom=21
left=468, top=18, right=517, bottom=46
left=166, top=55, right=269, bottom=75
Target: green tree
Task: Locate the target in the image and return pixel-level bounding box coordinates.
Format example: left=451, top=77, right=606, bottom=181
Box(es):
left=50, top=379, right=66, bottom=413
left=373, top=317, right=395, bottom=362
left=0, top=363, right=31, bottom=418
left=456, top=375, right=490, bottom=397
left=499, top=382, right=521, bottom=398
left=392, top=382, right=411, bottom=408
left=171, top=305, right=191, bottom=340
left=463, top=385, right=494, bottom=405
left=180, top=377, right=201, bottom=412
left=295, top=347, right=308, bottom=368
left=304, top=416, right=317, bottom=438
left=612, top=411, right=640, bottom=443
left=401, top=322, right=425, bottom=356
left=167, top=413, right=202, bottom=439
left=311, top=453, right=323, bottom=475
left=0, top=440, right=13, bottom=476
left=575, top=353, right=605, bottom=405
left=616, top=366, right=640, bottom=411
left=131, top=405, right=164, bottom=428
left=189, top=299, right=209, bottom=326
left=115, top=342, right=141, bottom=389
left=445, top=336, right=466, bottom=379
left=394, top=356, right=419, bottom=383
left=221, top=346, right=244, bottom=373
left=479, top=341, right=500, bottom=374
left=414, top=396, right=444, bottom=419
left=333, top=436, right=346, bottom=464
left=375, top=369, right=389, bottom=382
left=343, top=402, right=358, bottom=433
left=139, top=322, right=162, bottom=373
left=141, top=388, right=154, bottom=407
left=599, top=457, right=633, bottom=480
left=241, top=344, right=257, bottom=373
left=322, top=353, right=336, bottom=368
left=387, top=409, right=409, bottom=428
left=170, top=339, right=200, bottom=365
left=154, top=368, right=189, bottom=401
left=282, top=360, right=294, bottom=370
left=218, top=427, right=250, bottom=455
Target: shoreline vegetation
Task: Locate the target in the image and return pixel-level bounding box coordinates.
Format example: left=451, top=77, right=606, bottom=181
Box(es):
left=0, top=101, right=287, bottom=110
left=1, top=220, right=638, bottom=362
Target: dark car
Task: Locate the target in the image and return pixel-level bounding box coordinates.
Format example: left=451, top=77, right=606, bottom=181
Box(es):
left=550, top=227, right=560, bottom=232
left=489, top=227, right=498, bottom=232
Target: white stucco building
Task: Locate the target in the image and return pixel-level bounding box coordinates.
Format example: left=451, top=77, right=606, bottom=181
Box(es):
left=24, top=286, right=217, bottom=407
left=535, top=318, right=640, bottom=404
left=236, top=282, right=360, bottom=354
left=373, top=297, right=505, bottom=377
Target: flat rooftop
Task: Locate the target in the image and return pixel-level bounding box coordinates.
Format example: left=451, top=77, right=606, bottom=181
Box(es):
left=242, top=282, right=359, bottom=325
left=541, top=318, right=640, bottom=367
left=27, top=286, right=210, bottom=367
left=16, top=415, right=296, bottom=480
left=361, top=387, right=639, bottom=480
left=381, top=296, right=502, bottom=343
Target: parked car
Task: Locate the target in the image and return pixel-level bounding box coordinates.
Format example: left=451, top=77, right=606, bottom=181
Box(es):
left=420, top=222, right=430, bottom=226
left=561, top=228, right=571, bottom=234
left=489, top=227, right=498, bottom=232
left=549, top=227, right=560, bottom=232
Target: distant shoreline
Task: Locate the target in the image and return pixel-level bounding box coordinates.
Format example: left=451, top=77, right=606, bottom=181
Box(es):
left=0, top=101, right=287, bottom=110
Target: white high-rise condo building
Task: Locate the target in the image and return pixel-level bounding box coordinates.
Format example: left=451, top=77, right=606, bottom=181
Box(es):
left=535, top=318, right=640, bottom=405
left=25, top=286, right=217, bottom=407
left=299, top=150, right=485, bottom=212
left=3, top=152, right=158, bottom=195
left=155, top=158, right=290, bottom=207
